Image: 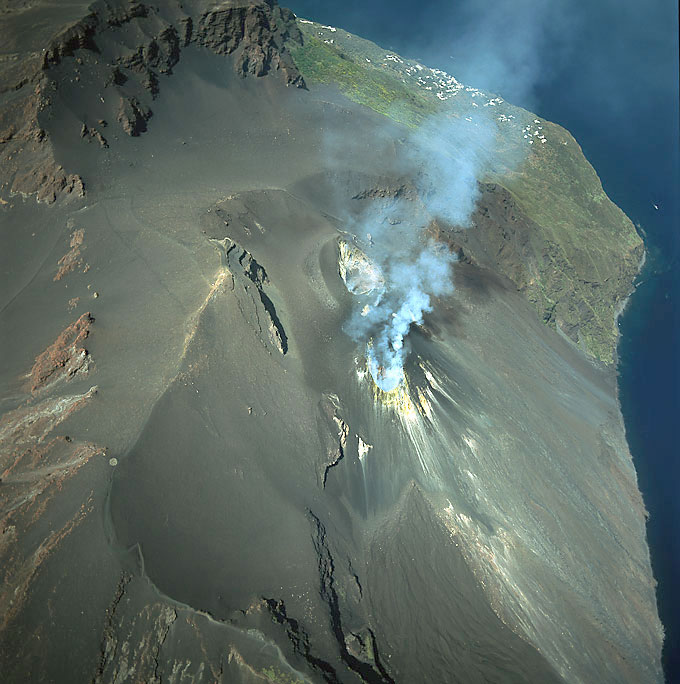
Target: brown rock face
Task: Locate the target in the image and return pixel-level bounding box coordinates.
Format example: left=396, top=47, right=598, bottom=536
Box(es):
left=41, top=14, right=99, bottom=70
left=0, top=388, right=102, bottom=641
left=29, top=313, right=94, bottom=393
left=10, top=158, right=85, bottom=204
left=1, top=81, right=85, bottom=205
left=54, top=227, right=86, bottom=281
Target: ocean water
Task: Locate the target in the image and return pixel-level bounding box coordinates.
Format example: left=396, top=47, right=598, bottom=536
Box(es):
left=289, top=0, right=680, bottom=680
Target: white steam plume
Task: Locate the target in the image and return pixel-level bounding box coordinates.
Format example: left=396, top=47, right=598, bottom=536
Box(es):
left=342, top=111, right=499, bottom=391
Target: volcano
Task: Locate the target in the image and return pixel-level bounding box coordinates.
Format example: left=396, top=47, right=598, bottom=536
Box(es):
left=0, top=1, right=663, bottom=682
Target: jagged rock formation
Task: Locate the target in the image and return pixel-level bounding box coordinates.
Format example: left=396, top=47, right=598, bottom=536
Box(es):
left=308, top=511, right=396, bottom=684
left=79, top=122, right=109, bottom=148
left=0, top=0, right=304, bottom=203
left=0, top=315, right=101, bottom=642
left=54, top=222, right=87, bottom=281
left=196, top=1, right=305, bottom=84
left=116, top=95, right=153, bottom=136
left=317, top=393, right=349, bottom=488
left=28, top=312, right=94, bottom=393
left=216, top=235, right=289, bottom=355
left=0, top=80, right=84, bottom=203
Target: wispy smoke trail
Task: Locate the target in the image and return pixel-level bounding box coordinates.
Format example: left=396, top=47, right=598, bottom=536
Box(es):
left=319, top=0, right=582, bottom=393
left=341, top=112, right=499, bottom=391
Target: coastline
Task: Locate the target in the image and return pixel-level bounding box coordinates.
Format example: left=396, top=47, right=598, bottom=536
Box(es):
left=614, top=242, right=648, bottom=332
left=616, top=241, right=678, bottom=677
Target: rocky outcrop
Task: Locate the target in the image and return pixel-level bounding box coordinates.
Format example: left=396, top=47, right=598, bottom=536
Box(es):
left=0, top=380, right=102, bottom=638
left=352, top=182, right=417, bottom=201
left=115, top=25, right=180, bottom=100
left=80, top=123, right=109, bottom=148
left=29, top=313, right=94, bottom=393
left=41, top=14, right=100, bottom=70
left=264, top=598, right=341, bottom=683
left=196, top=1, right=305, bottom=85
left=317, top=393, right=349, bottom=488
left=53, top=0, right=305, bottom=113
left=0, top=287, right=105, bottom=673
left=116, top=95, right=152, bottom=136
left=92, top=588, right=177, bottom=684
left=256, top=512, right=395, bottom=684
left=10, top=157, right=85, bottom=204
left=54, top=223, right=87, bottom=281
left=219, top=237, right=289, bottom=355
left=88, top=573, right=319, bottom=684
left=0, top=77, right=84, bottom=204
left=0, top=0, right=304, bottom=203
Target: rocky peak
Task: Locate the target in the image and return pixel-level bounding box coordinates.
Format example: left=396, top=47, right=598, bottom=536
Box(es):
left=0, top=0, right=304, bottom=205
left=197, top=0, right=304, bottom=82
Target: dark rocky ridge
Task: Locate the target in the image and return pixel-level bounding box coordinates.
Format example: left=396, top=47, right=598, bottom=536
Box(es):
left=217, top=235, right=289, bottom=354
left=196, top=0, right=304, bottom=83
left=0, top=0, right=304, bottom=203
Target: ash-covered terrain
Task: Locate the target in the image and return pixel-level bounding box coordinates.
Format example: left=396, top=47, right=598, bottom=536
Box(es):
left=0, top=1, right=663, bottom=682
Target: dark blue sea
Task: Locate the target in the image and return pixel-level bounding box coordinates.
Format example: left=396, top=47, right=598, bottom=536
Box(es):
left=290, top=1, right=680, bottom=679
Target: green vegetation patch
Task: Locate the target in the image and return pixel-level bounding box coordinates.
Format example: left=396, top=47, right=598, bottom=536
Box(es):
left=289, top=31, right=437, bottom=127
left=261, top=666, right=306, bottom=684
left=493, top=120, right=643, bottom=362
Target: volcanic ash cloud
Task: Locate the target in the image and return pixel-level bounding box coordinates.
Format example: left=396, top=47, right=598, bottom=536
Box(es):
left=340, top=113, right=499, bottom=392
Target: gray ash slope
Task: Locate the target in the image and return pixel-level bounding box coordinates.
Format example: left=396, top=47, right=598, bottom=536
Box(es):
left=0, top=1, right=662, bottom=682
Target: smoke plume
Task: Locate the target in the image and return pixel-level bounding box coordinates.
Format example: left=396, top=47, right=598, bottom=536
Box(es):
left=342, top=111, right=499, bottom=391
left=321, top=0, right=580, bottom=392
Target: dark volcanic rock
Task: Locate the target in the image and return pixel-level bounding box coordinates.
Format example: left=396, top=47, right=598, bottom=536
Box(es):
left=217, top=236, right=289, bottom=354
left=1, top=81, right=85, bottom=204
left=431, top=181, right=644, bottom=358
left=196, top=0, right=305, bottom=85
left=79, top=123, right=108, bottom=148
left=317, top=393, right=349, bottom=489
left=264, top=597, right=342, bottom=682
left=309, top=511, right=396, bottom=684
left=116, top=95, right=152, bottom=136
left=116, top=25, right=181, bottom=96
left=103, top=0, right=149, bottom=28
left=42, top=14, right=99, bottom=69
left=149, top=27, right=182, bottom=74
left=0, top=0, right=304, bottom=203
left=352, top=182, right=418, bottom=201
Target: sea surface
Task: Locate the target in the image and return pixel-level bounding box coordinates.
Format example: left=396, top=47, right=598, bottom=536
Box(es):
left=290, top=0, right=680, bottom=679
